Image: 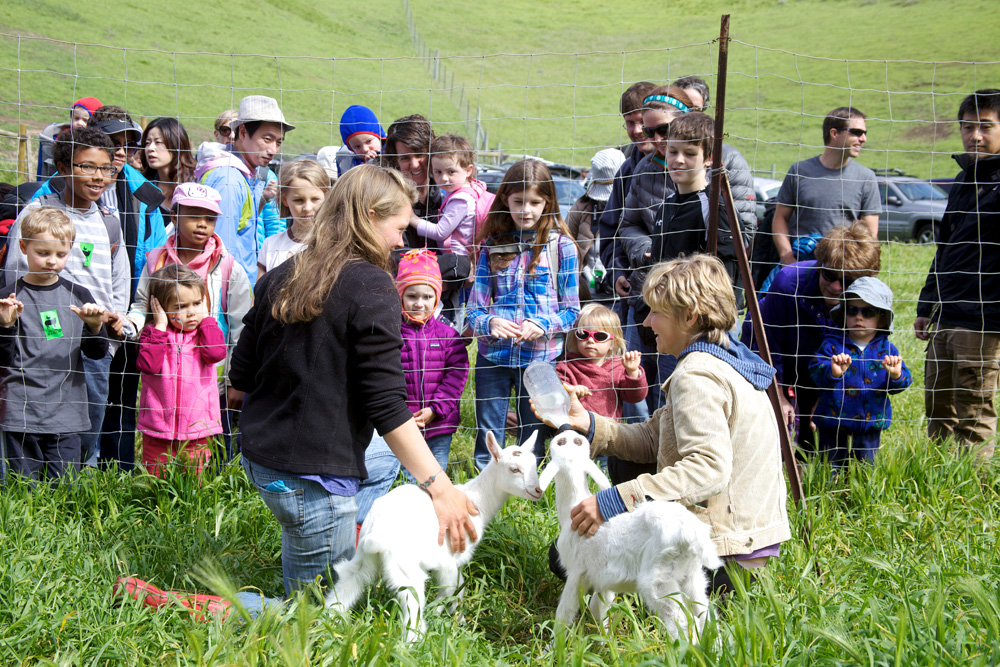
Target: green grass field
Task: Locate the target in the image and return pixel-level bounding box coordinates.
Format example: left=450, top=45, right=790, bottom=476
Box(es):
left=3, top=243, right=1000, bottom=666
left=2, top=0, right=1000, bottom=181
left=2, top=2, right=1000, bottom=664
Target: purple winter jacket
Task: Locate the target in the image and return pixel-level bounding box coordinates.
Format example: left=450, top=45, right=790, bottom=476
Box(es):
left=400, top=317, right=470, bottom=438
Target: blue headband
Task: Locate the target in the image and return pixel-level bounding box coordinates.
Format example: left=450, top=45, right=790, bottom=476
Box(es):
left=643, top=95, right=690, bottom=114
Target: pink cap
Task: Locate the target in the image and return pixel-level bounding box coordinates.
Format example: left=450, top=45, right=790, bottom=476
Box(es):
left=171, top=182, right=222, bottom=215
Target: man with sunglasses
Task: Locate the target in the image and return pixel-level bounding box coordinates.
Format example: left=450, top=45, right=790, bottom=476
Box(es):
left=916, top=89, right=1000, bottom=460
left=772, top=107, right=880, bottom=267
left=86, top=105, right=167, bottom=471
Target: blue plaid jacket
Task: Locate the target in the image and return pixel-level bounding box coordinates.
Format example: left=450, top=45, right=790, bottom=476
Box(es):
left=466, top=231, right=580, bottom=367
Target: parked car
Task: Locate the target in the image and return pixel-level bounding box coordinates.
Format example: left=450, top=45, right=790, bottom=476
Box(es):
left=929, top=177, right=955, bottom=194
left=477, top=168, right=506, bottom=193
left=475, top=171, right=585, bottom=221
left=553, top=176, right=586, bottom=221
left=877, top=177, right=947, bottom=244
left=753, top=177, right=782, bottom=223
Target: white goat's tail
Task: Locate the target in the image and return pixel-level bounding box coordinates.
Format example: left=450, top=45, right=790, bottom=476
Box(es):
left=691, top=523, right=724, bottom=571
left=327, top=545, right=379, bottom=611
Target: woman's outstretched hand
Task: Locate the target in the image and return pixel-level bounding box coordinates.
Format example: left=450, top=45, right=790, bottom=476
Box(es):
left=427, top=477, right=479, bottom=553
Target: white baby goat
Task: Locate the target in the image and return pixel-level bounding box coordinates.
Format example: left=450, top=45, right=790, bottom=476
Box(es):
left=539, top=429, right=722, bottom=639
left=327, top=431, right=543, bottom=642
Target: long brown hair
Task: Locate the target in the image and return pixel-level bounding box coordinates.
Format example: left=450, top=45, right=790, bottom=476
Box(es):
left=477, top=159, right=571, bottom=274
left=140, top=117, right=196, bottom=184
left=271, top=164, right=415, bottom=324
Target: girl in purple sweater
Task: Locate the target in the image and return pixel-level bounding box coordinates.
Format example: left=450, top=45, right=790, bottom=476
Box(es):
left=396, top=249, right=470, bottom=478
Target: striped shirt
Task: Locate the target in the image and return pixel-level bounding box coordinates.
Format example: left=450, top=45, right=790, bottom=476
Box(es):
left=466, top=231, right=580, bottom=366
left=6, top=198, right=131, bottom=316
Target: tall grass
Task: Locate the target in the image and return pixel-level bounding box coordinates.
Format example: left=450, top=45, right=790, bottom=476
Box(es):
left=2, top=242, right=1000, bottom=665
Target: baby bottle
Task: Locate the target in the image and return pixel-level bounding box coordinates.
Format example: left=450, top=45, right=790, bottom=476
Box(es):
left=523, top=361, right=571, bottom=428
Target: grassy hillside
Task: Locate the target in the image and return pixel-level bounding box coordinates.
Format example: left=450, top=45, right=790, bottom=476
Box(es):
left=2, top=0, right=999, bottom=181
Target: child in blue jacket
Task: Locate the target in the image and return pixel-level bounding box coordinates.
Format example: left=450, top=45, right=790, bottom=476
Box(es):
left=809, top=277, right=912, bottom=466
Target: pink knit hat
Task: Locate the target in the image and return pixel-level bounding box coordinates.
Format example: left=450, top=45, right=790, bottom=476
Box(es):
left=396, top=249, right=442, bottom=300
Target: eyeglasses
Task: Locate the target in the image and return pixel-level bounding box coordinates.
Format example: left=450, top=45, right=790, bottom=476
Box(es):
left=837, top=127, right=867, bottom=138
left=72, top=162, right=117, bottom=177
left=642, top=123, right=672, bottom=139
left=845, top=305, right=882, bottom=318
left=575, top=328, right=612, bottom=343
left=216, top=125, right=233, bottom=138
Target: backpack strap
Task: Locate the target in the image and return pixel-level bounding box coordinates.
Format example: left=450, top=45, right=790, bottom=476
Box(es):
left=546, top=230, right=561, bottom=293
left=37, top=193, right=121, bottom=254
left=219, top=252, right=235, bottom=314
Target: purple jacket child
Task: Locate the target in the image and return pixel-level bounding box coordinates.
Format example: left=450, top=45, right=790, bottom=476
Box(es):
left=400, top=318, right=469, bottom=439
left=396, top=249, right=469, bottom=445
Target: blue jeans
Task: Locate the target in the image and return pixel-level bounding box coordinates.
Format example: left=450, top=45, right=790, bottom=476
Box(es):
left=82, top=352, right=114, bottom=467
left=354, top=434, right=401, bottom=526
left=474, top=356, right=549, bottom=469
left=401, top=432, right=452, bottom=484
left=98, top=342, right=138, bottom=472
left=625, top=309, right=667, bottom=412
left=241, top=456, right=358, bottom=598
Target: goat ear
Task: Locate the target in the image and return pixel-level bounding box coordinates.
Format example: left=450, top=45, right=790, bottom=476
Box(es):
left=486, top=431, right=503, bottom=462
left=521, top=429, right=538, bottom=453
left=538, top=463, right=556, bottom=492
left=584, top=459, right=612, bottom=491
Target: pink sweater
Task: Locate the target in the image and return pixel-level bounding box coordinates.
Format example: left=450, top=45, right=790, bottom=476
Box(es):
left=556, top=352, right=648, bottom=419
left=136, top=318, right=227, bottom=440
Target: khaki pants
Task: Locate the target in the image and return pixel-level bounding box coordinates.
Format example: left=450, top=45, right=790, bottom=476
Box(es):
left=925, top=326, right=1000, bottom=459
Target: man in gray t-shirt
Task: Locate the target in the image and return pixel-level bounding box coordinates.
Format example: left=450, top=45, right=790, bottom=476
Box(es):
left=773, top=107, right=880, bottom=266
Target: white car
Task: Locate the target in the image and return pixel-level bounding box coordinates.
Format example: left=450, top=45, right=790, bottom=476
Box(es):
left=753, top=177, right=782, bottom=224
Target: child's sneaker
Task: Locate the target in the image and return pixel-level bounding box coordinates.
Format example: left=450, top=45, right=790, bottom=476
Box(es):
left=112, top=576, right=232, bottom=622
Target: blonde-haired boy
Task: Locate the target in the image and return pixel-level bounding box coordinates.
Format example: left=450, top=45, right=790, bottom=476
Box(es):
left=0, top=207, right=109, bottom=482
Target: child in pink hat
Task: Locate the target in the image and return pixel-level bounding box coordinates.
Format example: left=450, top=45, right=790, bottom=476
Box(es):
left=126, top=182, right=253, bottom=460
left=395, top=249, right=469, bottom=479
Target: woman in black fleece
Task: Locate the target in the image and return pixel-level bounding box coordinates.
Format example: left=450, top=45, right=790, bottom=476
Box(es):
left=230, top=164, right=478, bottom=599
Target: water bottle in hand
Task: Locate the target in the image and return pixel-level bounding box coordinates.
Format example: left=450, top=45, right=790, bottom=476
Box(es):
left=524, top=361, right=572, bottom=428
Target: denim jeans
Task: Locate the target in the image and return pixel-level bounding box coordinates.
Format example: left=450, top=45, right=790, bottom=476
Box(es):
left=355, top=434, right=401, bottom=526
left=241, top=456, right=358, bottom=598
left=401, top=432, right=452, bottom=484
left=815, top=427, right=882, bottom=467
left=474, top=356, right=549, bottom=469
left=82, top=352, right=114, bottom=467
left=625, top=310, right=663, bottom=414
left=99, top=342, right=139, bottom=472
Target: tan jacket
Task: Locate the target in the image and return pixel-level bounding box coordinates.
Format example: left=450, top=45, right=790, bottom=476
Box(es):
left=591, top=351, right=792, bottom=556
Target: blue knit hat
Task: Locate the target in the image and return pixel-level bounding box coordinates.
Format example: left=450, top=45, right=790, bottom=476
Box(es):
left=339, top=105, right=385, bottom=145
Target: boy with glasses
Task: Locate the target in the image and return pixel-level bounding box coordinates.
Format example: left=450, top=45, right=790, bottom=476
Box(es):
left=87, top=105, right=167, bottom=470
left=772, top=107, right=880, bottom=266
left=4, top=127, right=132, bottom=469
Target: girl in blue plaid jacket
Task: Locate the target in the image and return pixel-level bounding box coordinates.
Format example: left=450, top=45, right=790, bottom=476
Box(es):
left=465, top=160, right=580, bottom=469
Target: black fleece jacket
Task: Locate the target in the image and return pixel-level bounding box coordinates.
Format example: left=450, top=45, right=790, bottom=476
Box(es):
left=917, top=153, right=1000, bottom=331
left=230, top=258, right=412, bottom=478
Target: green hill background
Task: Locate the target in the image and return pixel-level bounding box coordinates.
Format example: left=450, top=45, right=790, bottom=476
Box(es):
left=2, top=0, right=998, bottom=180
